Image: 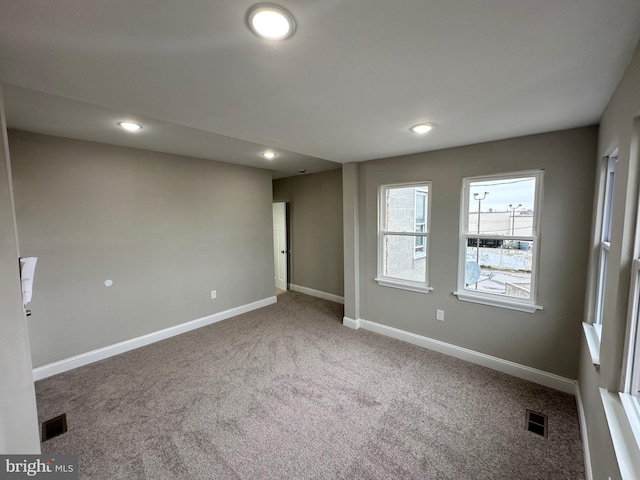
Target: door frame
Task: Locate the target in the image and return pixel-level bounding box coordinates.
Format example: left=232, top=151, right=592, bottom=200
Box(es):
left=272, top=202, right=289, bottom=291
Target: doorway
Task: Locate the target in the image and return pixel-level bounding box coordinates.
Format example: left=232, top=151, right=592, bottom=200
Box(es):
left=272, top=202, right=288, bottom=293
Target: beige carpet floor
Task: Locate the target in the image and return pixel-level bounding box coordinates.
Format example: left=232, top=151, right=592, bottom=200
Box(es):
left=36, top=291, right=585, bottom=479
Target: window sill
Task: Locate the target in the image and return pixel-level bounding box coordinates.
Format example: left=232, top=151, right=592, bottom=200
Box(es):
left=600, top=388, right=640, bottom=479
left=374, top=278, right=433, bottom=294
left=453, top=290, right=542, bottom=313
left=582, top=322, right=601, bottom=366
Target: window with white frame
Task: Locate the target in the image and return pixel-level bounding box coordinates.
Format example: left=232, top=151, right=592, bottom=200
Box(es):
left=620, top=129, right=640, bottom=451
left=621, top=247, right=640, bottom=450
left=594, top=154, right=617, bottom=338
left=454, top=170, right=543, bottom=313
left=376, top=182, right=432, bottom=293
left=623, top=260, right=640, bottom=404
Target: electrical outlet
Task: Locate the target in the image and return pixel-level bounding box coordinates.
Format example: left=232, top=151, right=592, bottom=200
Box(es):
left=211, top=290, right=217, bottom=299
left=436, top=309, right=444, bottom=321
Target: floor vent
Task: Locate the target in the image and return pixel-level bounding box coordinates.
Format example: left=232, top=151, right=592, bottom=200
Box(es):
left=41, top=414, right=67, bottom=442
left=525, top=409, right=548, bottom=438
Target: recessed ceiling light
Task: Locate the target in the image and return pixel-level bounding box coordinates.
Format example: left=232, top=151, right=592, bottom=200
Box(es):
left=262, top=151, right=277, bottom=160
left=118, top=121, right=143, bottom=132
left=410, top=123, right=433, bottom=134
left=246, top=4, right=296, bottom=41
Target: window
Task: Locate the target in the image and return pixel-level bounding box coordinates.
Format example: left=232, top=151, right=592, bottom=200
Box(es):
left=583, top=153, right=618, bottom=365
left=623, top=260, right=640, bottom=418
left=376, top=182, right=432, bottom=293
left=621, top=246, right=640, bottom=452
left=594, top=154, right=617, bottom=338
left=454, top=170, right=543, bottom=313
left=621, top=133, right=640, bottom=451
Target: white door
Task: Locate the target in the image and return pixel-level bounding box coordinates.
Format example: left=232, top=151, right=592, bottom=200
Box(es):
left=273, top=202, right=287, bottom=291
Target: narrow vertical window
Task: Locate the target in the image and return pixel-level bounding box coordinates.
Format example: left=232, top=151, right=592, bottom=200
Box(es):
left=594, top=154, right=617, bottom=337
left=376, top=182, right=432, bottom=293
left=621, top=240, right=640, bottom=451
left=620, top=125, right=640, bottom=448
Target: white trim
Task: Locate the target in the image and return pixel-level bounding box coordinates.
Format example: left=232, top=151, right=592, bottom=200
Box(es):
left=374, top=277, right=433, bottom=294
left=289, top=284, right=344, bottom=304
left=342, top=316, right=361, bottom=329
left=582, top=322, right=601, bottom=365
left=453, top=290, right=543, bottom=313
left=575, top=383, right=594, bottom=480
left=356, top=317, right=576, bottom=394
left=621, top=393, right=640, bottom=452
left=600, top=388, right=640, bottom=480
left=623, top=259, right=640, bottom=395
left=33, top=296, right=277, bottom=381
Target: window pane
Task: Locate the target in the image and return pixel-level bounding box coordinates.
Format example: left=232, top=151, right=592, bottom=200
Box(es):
left=385, top=186, right=429, bottom=233
left=415, top=193, right=426, bottom=255
left=603, top=167, right=616, bottom=242
left=464, top=238, right=533, bottom=299
left=383, top=234, right=427, bottom=282
left=415, top=231, right=426, bottom=257
left=595, top=247, right=608, bottom=325
left=467, top=177, right=536, bottom=235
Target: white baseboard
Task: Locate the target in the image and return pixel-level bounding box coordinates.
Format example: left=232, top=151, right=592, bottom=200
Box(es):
left=349, top=317, right=576, bottom=395
left=342, top=316, right=361, bottom=329
left=33, top=296, right=277, bottom=381
left=289, top=284, right=344, bottom=304
left=575, top=383, right=594, bottom=480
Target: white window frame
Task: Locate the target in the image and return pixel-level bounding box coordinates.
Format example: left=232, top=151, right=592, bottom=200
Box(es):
left=584, top=153, right=618, bottom=366
left=453, top=170, right=544, bottom=313
left=600, top=243, right=640, bottom=479
left=599, top=129, right=640, bottom=476
left=621, top=258, right=640, bottom=453
left=375, top=182, right=433, bottom=294
left=594, top=154, right=618, bottom=338
left=621, top=131, right=640, bottom=452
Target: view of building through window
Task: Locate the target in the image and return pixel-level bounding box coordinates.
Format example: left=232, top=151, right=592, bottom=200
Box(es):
left=464, top=176, right=537, bottom=299
left=414, top=190, right=427, bottom=257
left=381, top=184, right=430, bottom=285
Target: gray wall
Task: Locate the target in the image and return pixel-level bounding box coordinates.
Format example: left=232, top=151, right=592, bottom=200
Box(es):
left=273, top=169, right=344, bottom=297
left=355, top=126, right=597, bottom=379
left=0, top=85, right=40, bottom=453
left=578, top=40, right=640, bottom=480
left=343, top=163, right=360, bottom=320
left=10, top=130, right=275, bottom=368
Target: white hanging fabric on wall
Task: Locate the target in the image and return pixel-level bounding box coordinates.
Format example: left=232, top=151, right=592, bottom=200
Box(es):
left=19, top=257, right=38, bottom=307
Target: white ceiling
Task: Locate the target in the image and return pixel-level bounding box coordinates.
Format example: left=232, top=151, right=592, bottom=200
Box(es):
left=1, top=1, right=639, bottom=178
